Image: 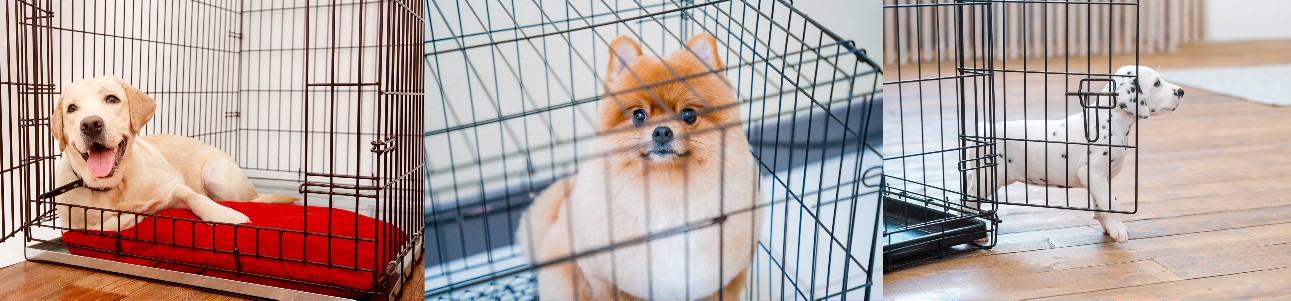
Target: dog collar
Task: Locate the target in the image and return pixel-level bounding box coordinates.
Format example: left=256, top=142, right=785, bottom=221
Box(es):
left=37, top=179, right=111, bottom=199
left=37, top=169, right=116, bottom=199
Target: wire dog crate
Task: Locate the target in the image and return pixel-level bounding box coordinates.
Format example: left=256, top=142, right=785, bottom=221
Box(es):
left=424, top=0, right=882, bottom=299
left=2, top=0, right=424, bottom=299
left=882, top=0, right=1143, bottom=268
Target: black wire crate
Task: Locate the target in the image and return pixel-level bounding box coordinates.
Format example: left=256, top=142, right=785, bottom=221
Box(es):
left=883, top=0, right=1158, bottom=268
left=424, top=0, right=882, bottom=299
left=1, top=0, right=424, bottom=299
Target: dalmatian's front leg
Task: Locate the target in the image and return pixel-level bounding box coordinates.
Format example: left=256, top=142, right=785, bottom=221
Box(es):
left=964, top=164, right=1008, bottom=244
left=963, top=168, right=1002, bottom=215
left=1077, top=163, right=1130, bottom=243
left=963, top=140, right=1009, bottom=215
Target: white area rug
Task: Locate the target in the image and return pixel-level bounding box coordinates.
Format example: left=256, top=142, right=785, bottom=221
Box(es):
left=1166, top=64, right=1291, bottom=106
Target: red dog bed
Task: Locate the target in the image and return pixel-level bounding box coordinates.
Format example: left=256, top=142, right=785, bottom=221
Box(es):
left=62, top=201, right=408, bottom=298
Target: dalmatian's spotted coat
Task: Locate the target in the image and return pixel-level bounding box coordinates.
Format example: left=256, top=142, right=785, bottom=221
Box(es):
left=965, top=66, right=1185, bottom=243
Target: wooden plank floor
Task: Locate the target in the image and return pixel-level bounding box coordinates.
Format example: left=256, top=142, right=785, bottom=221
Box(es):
left=0, top=258, right=424, bottom=300
left=884, top=40, right=1291, bottom=299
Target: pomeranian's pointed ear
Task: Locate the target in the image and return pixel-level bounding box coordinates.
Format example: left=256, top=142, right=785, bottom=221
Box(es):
left=50, top=95, right=67, bottom=151
left=607, top=35, right=642, bottom=83
left=113, top=76, right=156, bottom=134
left=685, top=33, right=722, bottom=72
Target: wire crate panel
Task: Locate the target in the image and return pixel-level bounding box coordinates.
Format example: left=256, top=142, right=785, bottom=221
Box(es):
left=424, top=0, right=881, bottom=299
left=1, top=0, right=425, bottom=298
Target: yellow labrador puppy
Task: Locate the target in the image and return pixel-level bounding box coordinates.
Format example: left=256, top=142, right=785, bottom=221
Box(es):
left=51, top=76, right=298, bottom=231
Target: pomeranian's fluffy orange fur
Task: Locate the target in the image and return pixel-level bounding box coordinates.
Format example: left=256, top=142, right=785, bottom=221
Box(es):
left=516, top=33, right=762, bottom=299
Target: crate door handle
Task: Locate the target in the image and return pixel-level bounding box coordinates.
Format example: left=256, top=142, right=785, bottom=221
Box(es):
left=370, top=135, right=396, bottom=154
left=1067, top=78, right=1118, bottom=142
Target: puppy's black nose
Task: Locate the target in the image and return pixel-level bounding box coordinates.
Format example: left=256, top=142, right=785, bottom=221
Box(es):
left=652, top=126, right=673, bottom=145
left=80, top=116, right=104, bottom=136
left=1175, top=88, right=1185, bottom=97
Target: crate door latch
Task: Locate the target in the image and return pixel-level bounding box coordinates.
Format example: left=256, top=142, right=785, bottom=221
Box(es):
left=1067, top=78, right=1118, bottom=142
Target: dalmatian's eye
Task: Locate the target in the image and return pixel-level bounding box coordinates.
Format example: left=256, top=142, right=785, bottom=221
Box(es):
left=106, top=95, right=121, bottom=104
left=1154, top=80, right=1161, bottom=87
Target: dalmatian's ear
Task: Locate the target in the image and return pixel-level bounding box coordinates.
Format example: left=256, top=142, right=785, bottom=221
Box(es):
left=1111, top=78, right=1134, bottom=110
left=1108, top=67, right=1140, bottom=112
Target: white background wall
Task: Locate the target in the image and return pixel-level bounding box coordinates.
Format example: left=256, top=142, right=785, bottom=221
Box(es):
left=1205, top=0, right=1291, bottom=41
left=796, top=0, right=882, bottom=63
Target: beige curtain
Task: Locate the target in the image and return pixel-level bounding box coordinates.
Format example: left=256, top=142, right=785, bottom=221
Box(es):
left=884, top=0, right=1205, bottom=65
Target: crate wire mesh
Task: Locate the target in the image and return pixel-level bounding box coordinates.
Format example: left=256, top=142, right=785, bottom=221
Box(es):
left=1, top=0, right=425, bottom=298
left=424, top=0, right=882, bottom=299
left=882, top=0, right=1143, bottom=268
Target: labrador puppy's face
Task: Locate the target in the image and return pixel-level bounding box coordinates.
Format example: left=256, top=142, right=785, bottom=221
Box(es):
left=52, top=76, right=155, bottom=187
left=1115, top=65, right=1185, bottom=119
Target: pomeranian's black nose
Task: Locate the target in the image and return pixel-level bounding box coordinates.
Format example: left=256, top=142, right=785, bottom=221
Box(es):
left=1175, top=88, right=1185, bottom=98
left=652, top=126, right=673, bottom=145
left=80, top=115, right=104, bottom=136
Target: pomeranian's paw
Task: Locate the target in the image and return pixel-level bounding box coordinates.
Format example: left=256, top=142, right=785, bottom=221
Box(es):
left=198, top=204, right=251, bottom=224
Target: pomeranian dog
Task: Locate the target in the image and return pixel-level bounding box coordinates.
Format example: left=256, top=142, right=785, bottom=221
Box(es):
left=516, top=33, right=762, bottom=300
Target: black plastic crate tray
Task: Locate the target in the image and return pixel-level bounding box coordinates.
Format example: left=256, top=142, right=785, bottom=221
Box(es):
left=883, top=195, right=988, bottom=267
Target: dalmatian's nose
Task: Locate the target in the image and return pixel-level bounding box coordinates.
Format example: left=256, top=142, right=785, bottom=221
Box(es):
left=1175, top=88, right=1185, bottom=98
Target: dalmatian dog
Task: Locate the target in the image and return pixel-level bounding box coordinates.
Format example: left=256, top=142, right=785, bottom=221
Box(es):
left=965, top=65, right=1185, bottom=243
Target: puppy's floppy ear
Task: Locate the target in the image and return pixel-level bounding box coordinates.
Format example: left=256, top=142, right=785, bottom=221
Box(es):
left=114, top=77, right=156, bottom=134
left=684, top=33, right=723, bottom=72
left=607, top=35, right=642, bottom=84
left=50, top=95, right=67, bottom=151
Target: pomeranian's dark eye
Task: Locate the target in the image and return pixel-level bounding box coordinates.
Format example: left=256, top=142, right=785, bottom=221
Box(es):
left=631, top=108, right=647, bottom=127
left=1154, top=80, right=1161, bottom=87
left=680, top=108, right=698, bottom=125
left=106, top=95, right=120, bottom=104
left=67, top=104, right=78, bottom=113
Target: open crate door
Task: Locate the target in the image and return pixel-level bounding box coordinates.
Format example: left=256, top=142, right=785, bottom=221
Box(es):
left=883, top=0, right=1142, bottom=268
left=955, top=0, right=1142, bottom=215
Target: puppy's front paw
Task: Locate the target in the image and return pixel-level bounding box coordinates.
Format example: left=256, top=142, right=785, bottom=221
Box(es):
left=1102, top=222, right=1129, bottom=243
left=198, top=205, right=251, bottom=224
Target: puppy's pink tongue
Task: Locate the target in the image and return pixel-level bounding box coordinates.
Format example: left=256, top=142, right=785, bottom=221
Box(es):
left=87, top=148, right=116, bottom=178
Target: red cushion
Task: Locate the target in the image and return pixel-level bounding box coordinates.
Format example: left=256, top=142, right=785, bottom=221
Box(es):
left=62, top=201, right=408, bottom=298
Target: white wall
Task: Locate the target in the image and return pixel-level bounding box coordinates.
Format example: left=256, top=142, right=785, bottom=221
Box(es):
left=1206, top=0, right=1291, bottom=41
left=795, top=0, right=882, bottom=63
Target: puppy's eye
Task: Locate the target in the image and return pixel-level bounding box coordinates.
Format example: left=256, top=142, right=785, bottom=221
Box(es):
left=1154, top=80, right=1161, bottom=87
left=631, top=108, right=647, bottom=127
left=67, top=104, right=78, bottom=113
left=106, top=95, right=120, bottom=104
left=680, top=108, right=698, bottom=125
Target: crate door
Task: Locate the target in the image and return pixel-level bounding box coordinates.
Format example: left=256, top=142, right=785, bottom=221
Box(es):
left=960, top=0, right=1140, bottom=214
left=297, top=1, right=424, bottom=266
left=1, top=0, right=60, bottom=265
